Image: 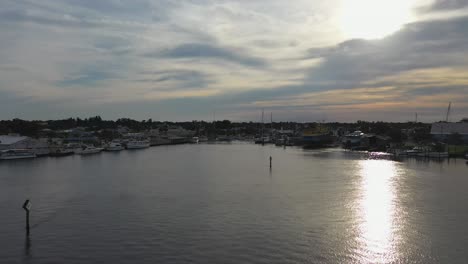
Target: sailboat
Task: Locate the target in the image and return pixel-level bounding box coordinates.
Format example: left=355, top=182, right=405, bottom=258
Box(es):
left=255, top=109, right=266, bottom=144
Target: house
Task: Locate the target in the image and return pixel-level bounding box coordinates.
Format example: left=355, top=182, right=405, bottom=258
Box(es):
left=430, top=122, right=468, bottom=143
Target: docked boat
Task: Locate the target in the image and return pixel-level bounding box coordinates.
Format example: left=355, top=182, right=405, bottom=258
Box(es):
left=254, top=136, right=271, bottom=144
left=191, top=137, right=199, bottom=144
left=49, top=147, right=74, bottom=157
left=127, top=140, right=150, bottom=149
left=342, top=131, right=365, bottom=147
left=216, top=136, right=232, bottom=142
left=168, top=136, right=189, bottom=145
left=198, top=136, right=208, bottom=142
left=405, top=147, right=425, bottom=157
left=0, top=149, right=36, bottom=160
left=150, top=136, right=171, bottom=146
left=76, top=145, right=103, bottom=155
left=417, top=152, right=449, bottom=158
left=275, top=138, right=286, bottom=146
left=303, top=125, right=333, bottom=148
left=63, top=143, right=83, bottom=154
left=105, top=141, right=124, bottom=151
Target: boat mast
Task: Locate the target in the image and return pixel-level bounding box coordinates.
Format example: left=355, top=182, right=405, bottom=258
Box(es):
left=213, top=110, right=216, bottom=139
left=445, top=102, right=452, bottom=122
left=261, top=109, right=265, bottom=143
left=270, top=112, right=273, bottom=131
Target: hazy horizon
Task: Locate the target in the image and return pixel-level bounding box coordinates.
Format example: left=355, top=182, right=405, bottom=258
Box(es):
left=1, top=0, right=467, bottom=122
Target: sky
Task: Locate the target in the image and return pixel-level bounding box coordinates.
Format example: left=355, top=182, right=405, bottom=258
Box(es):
left=0, top=0, right=467, bottom=122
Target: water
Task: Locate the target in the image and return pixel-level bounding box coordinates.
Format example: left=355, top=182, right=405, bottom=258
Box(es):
left=0, top=143, right=467, bottom=263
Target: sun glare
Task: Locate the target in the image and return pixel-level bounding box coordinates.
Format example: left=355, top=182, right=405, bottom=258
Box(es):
left=339, top=0, right=413, bottom=40
left=358, top=160, right=399, bottom=262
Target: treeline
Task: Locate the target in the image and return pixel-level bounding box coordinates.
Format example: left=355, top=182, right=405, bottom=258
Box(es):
left=0, top=116, right=431, bottom=140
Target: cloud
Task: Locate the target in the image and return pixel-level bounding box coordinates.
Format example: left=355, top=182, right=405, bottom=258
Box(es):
left=1, top=0, right=467, bottom=121
left=194, top=15, right=468, bottom=121
left=58, top=69, right=115, bottom=87
left=152, top=43, right=267, bottom=67
left=422, top=0, right=468, bottom=12
left=135, top=70, right=212, bottom=90
left=305, top=16, right=468, bottom=87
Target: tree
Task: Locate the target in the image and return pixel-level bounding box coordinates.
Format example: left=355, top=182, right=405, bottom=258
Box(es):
left=387, top=128, right=407, bottom=143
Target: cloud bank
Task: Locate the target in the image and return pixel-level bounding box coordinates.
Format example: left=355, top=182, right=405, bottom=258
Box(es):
left=0, top=0, right=467, bottom=121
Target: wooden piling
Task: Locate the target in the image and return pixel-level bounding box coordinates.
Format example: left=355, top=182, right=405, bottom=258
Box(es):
left=22, top=199, right=31, bottom=235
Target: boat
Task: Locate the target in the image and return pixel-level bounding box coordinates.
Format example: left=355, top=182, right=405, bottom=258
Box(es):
left=368, top=151, right=394, bottom=160
left=127, top=140, right=150, bottom=149
left=426, top=152, right=449, bottom=158
left=49, top=147, right=74, bottom=157
left=302, top=125, right=333, bottom=148
left=190, top=137, right=199, bottom=144
left=416, top=152, right=449, bottom=158
left=0, top=149, right=36, bottom=160
left=61, top=143, right=81, bottom=154
left=216, top=136, right=232, bottom=142
left=254, top=136, right=271, bottom=144
left=168, top=136, right=189, bottom=145
left=76, top=145, right=103, bottom=155
left=405, top=147, right=425, bottom=157
left=254, top=137, right=263, bottom=144
left=342, top=131, right=365, bottom=147
left=105, top=141, right=124, bottom=151
left=275, top=138, right=286, bottom=146
left=149, top=135, right=171, bottom=146
left=198, top=136, right=208, bottom=142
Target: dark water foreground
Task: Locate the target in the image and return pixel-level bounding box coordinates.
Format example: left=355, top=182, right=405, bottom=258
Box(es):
left=1, top=143, right=467, bottom=264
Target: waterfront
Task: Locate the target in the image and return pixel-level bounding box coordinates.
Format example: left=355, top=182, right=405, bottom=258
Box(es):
left=1, top=143, right=467, bottom=263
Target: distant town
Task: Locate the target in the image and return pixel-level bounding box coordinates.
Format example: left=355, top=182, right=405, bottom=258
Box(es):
left=1, top=116, right=467, bottom=160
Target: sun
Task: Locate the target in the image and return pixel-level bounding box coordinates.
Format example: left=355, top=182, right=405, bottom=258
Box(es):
left=339, top=0, right=413, bottom=40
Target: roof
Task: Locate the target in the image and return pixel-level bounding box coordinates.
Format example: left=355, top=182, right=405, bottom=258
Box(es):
left=0, top=135, right=29, bottom=145
left=430, top=122, right=468, bottom=135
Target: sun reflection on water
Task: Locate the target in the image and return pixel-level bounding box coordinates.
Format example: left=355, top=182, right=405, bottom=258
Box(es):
left=357, top=159, right=398, bottom=263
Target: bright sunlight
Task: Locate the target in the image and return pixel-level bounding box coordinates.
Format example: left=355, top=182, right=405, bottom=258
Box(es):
left=339, top=0, right=414, bottom=39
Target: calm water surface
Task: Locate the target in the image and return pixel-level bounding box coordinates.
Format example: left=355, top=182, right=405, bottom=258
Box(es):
left=1, top=143, right=467, bottom=263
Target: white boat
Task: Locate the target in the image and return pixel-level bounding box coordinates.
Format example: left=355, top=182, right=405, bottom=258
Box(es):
left=65, top=143, right=84, bottom=154
left=105, top=142, right=124, bottom=151
left=127, top=140, right=150, bottom=149
left=76, top=145, right=103, bottom=155
left=191, top=137, right=199, bottom=144
left=0, top=149, right=36, bottom=160
left=405, top=147, right=425, bottom=156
